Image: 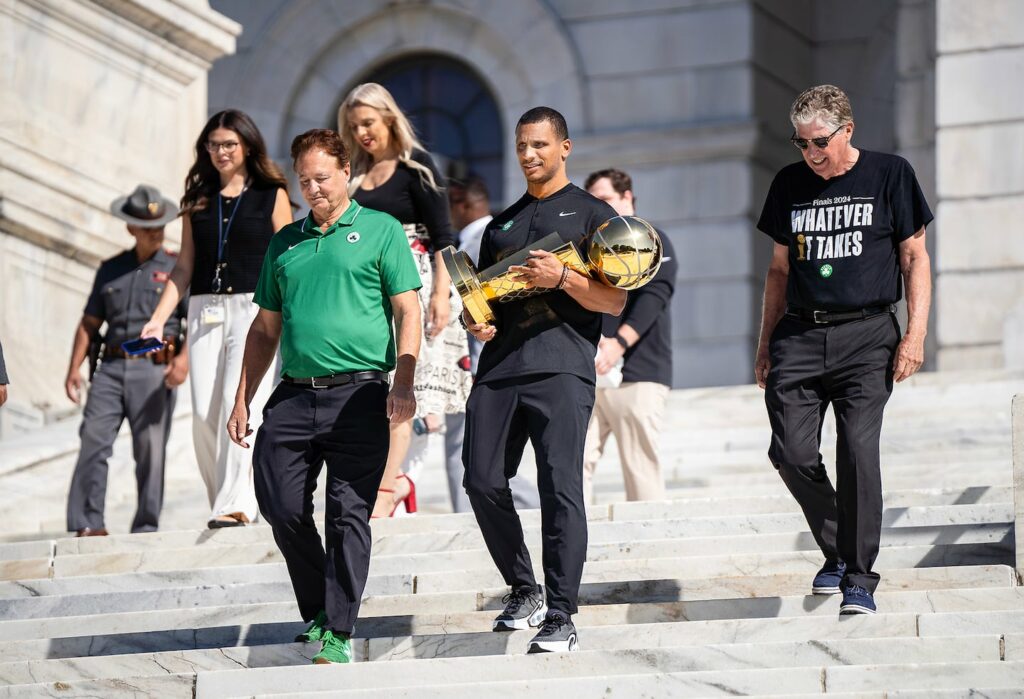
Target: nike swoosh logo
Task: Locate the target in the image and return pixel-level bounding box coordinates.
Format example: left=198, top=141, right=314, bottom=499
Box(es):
left=559, top=211, right=576, bottom=217
left=288, top=243, right=299, bottom=250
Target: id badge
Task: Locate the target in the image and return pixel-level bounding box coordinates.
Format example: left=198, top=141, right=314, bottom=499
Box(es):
left=201, top=304, right=225, bottom=325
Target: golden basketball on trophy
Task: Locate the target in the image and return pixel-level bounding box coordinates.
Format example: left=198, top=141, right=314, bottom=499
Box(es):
left=442, top=215, right=663, bottom=325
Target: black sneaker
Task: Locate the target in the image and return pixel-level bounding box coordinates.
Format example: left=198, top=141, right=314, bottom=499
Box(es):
left=811, top=559, right=846, bottom=595
left=492, top=585, right=546, bottom=631
left=839, top=584, right=877, bottom=615
left=526, top=612, right=579, bottom=654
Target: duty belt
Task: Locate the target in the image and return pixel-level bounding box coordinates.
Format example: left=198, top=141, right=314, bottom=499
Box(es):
left=281, top=371, right=388, bottom=389
left=786, top=304, right=895, bottom=325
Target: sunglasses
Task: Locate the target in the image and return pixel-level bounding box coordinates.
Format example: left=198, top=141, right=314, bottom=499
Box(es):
left=790, top=125, right=845, bottom=150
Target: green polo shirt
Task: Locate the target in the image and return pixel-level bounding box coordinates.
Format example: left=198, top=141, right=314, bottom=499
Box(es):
left=254, top=200, right=421, bottom=378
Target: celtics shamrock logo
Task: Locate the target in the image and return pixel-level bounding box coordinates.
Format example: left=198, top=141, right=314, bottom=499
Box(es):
left=819, top=264, right=833, bottom=278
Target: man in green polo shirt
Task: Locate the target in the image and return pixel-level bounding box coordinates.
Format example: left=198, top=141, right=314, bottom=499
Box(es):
left=227, top=128, right=421, bottom=665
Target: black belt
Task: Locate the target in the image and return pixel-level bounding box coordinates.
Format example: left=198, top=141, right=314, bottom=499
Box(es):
left=786, top=304, right=895, bottom=325
left=281, top=371, right=388, bottom=389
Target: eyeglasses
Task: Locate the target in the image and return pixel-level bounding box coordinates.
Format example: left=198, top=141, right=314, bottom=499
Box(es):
left=790, top=125, right=845, bottom=150
left=205, top=140, right=240, bottom=154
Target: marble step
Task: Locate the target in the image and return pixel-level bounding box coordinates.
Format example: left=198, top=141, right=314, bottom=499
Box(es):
left=13, top=490, right=1008, bottom=561
left=370, top=610, right=1024, bottom=663
left=195, top=652, right=1024, bottom=699
left=13, top=525, right=1010, bottom=585
left=0, top=635, right=998, bottom=693
left=3, top=583, right=1022, bottom=646
left=5, top=563, right=1011, bottom=623
left=0, top=642, right=316, bottom=686
left=608, top=485, right=1013, bottom=521
left=15, top=501, right=1009, bottom=578
left=240, top=661, right=1024, bottom=699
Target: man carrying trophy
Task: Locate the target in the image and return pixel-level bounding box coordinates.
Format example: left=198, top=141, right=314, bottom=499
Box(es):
left=453, top=107, right=660, bottom=654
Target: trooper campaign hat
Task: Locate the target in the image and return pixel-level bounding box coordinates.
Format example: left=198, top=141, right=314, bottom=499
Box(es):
left=109, top=184, right=179, bottom=228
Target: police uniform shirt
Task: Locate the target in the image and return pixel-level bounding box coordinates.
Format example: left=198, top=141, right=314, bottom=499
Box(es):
left=475, top=183, right=617, bottom=385
left=757, top=150, right=933, bottom=311
left=84, top=248, right=186, bottom=347
left=601, top=229, right=677, bottom=387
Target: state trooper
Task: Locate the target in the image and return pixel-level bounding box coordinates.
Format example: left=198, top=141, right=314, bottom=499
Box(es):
left=64, top=185, right=189, bottom=536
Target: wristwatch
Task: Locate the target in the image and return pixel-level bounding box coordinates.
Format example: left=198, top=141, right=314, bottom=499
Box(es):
left=614, top=333, right=629, bottom=351
left=457, top=311, right=469, bottom=330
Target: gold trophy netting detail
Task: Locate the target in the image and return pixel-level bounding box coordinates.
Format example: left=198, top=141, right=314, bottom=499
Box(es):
left=491, top=279, right=551, bottom=303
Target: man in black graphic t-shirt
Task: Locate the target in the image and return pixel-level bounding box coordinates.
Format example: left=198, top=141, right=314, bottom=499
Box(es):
left=461, top=107, right=623, bottom=654
left=755, top=85, right=932, bottom=617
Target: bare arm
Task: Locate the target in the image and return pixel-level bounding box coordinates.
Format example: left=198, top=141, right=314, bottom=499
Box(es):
left=388, top=289, right=421, bottom=423
left=227, top=309, right=282, bottom=447
left=142, top=216, right=194, bottom=338
left=893, top=227, right=931, bottom=382
left=65, top=315, right=103, bottom=404
left=755, top=242, right=790, bottom=389
left=428, top=250, right=452, bottom=338
left=271, top=188, right=293, bottom=233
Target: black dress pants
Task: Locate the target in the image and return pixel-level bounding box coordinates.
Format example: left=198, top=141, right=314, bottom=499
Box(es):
left=253, top=379, right=389, bottom=636
left=463, top=373, right=595, bottom=616
left=765, top=312, right=900, bottom=593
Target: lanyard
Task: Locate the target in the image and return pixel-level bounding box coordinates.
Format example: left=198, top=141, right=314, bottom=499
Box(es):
left=212, top=185, right=247, bottom=292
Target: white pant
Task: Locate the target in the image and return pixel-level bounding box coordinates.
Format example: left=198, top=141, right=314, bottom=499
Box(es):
left=187, top=293, right=276, bottom=522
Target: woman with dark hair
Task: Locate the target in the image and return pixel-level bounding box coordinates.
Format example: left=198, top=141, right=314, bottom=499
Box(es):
left=339, top=83, right=473, bottom=518
left=142, top=109, right=293, bottom=528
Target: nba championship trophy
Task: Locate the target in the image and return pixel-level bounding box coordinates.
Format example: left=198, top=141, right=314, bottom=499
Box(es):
left=442, top=216, right=663, bottom=325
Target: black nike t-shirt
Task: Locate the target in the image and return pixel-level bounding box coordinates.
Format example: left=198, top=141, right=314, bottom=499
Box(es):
left=475, top=182, right=617, bottom=385
left=757, top=150, right=933, bottom=310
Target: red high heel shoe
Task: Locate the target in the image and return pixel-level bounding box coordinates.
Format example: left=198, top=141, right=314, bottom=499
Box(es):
left=371, top=474, right=417, bottom=518
left=395, top=473, right=417, bottom=515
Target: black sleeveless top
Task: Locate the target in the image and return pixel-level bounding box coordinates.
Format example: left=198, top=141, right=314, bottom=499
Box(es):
left=353, top=149, right=454, bottom=251
left=190, top=183, right=283, bottom=295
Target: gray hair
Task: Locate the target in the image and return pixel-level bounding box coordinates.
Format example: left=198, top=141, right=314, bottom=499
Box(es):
left=789, top=84, right=854, bottom=131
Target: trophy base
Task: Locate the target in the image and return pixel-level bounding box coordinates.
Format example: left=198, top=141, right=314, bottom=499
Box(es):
left=441, top=248, right=495, bottom=325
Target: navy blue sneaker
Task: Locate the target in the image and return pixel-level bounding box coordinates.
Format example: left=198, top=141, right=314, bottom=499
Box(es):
left=811, top=560, right=846, bottom=595
left=839, top=584, right=876, bottom=615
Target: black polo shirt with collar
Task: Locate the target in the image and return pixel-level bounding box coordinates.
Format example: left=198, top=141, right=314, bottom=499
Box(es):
left=475, top=182, right=617, bottom=385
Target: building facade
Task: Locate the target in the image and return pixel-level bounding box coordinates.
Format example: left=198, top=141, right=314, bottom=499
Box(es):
left=2, top=0, right=1022, bottom=435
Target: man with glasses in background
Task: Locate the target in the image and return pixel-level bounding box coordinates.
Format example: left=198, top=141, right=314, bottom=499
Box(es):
left=754, top=84, right=932, bottom=616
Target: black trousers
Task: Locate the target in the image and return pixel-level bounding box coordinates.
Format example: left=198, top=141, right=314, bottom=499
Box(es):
left=67, top=358, right=175, bottom=533
left=765, top=312, right=900, bottom=593
left=463, top=373, right=594, bottom=616
left=253, top=379, right=389, bottom=636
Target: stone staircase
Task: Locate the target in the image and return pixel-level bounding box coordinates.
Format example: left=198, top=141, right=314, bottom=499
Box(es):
left=1, top=370, right=1022, bottom=697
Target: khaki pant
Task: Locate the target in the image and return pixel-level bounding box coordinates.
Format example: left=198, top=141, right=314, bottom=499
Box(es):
left=187, top=293, right=276, bottom=523
left=583, top=381, right=669, bottom=504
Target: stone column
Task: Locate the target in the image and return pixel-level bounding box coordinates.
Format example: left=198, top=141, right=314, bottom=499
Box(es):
left=934, top=0, right=1024, bottom=370
left=0, top=0, right=239, bottom=435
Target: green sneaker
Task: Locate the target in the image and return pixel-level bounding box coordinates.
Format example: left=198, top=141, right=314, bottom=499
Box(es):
left=312, top=630, right=353, bottom=664
left=295, top=610, right=327, bottom=643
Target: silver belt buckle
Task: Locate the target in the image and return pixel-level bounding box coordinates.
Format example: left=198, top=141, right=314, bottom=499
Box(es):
left=812, top=310, right=829, bottom=324
left=309, top=375, right=327, bottom=389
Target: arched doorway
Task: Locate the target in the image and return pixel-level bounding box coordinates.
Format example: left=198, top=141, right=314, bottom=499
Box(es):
left=358, top=54, right=504, bottom=204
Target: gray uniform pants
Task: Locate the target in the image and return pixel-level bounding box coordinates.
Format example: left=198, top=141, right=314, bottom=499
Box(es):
left=67, top=358, right=175, bottom=533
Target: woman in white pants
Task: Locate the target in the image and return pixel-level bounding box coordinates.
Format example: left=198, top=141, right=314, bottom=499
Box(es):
left=142, top=110, right=292, bottom=528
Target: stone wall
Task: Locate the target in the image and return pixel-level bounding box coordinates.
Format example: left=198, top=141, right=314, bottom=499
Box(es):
left=0, top=0, right=238, bottom=435
left=935, top=0, right=1024, bottom=370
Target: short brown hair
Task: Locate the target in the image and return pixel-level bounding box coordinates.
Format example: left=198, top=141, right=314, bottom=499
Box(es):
left=290, top=129, right=350, bottom=169
left=585, top=168, right=633, bottom=197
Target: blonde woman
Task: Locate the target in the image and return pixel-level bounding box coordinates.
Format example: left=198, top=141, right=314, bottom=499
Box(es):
left=339, top=83, right=472, bottom=517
